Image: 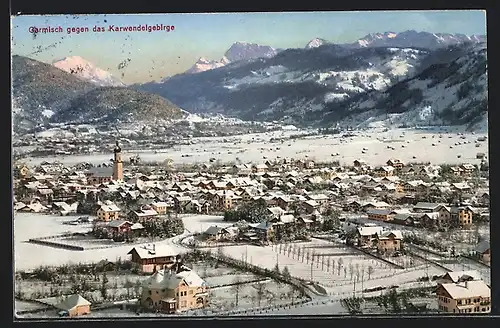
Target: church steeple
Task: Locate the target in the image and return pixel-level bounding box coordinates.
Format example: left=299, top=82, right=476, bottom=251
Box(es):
left=114, top=140, right=122, bottom=154
left=112, top=140, right=123, bottom=181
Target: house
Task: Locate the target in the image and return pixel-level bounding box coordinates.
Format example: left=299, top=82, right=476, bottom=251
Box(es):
left=96, top=202, right=121, bottom=221
left=460, top=164, right=476, bottom=176
left=130, top=207, right=159, bottom=221
left=253, top=221, right=275, bottom=242
left=14, top=164, right=30, bottom=179
left=54, top=294, right=91, bottom=317
left=353, top=159, right=367, bottom=167
left=441, top=270, right=482, bottom=284
left=151, top=201, right=169, bottom=215
left=306, top=194, right=329, bottom=207
left=436, top=280, right=491, bottom=313
left=452, top=183, right=472, bottom=193
left=376, top=230, right=403, bottom=254
left=392, top=213, right=414, bottom=226
left=105, top=220, right=133, bottom=234
left=295, top=216, right=314, bottom=230
left=474, top=241, right=490, bottom=265
left=141, top=267, right=208, bottom=313
left=85, top=166, right=114, bottom=185
left=367, top=208, right=395, bottom=221
left=450, top=206, right=473, bottom=228
left=386, top=159, right=404, bottom=170
left=252, top=163, right=268, bottom=173
left=356, top=225, right=383, bottom=247
left=413, top=202, right=445, bottom=213
left=374, top=166, right=395, bottom=177
left=203, top=226, right=230, bottom=242
left=128, top=244, right=179, bottom=273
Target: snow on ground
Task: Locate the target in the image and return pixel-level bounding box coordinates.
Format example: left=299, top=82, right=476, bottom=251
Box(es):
left=23, top=128, right=489, bottom=168
left=206, top=239, right=447, bottom=299
left=14, top=213, right=224, bottom=271
left=208, top=280, right=297, bottom=312
left=180, top=214, right=231, bottom=234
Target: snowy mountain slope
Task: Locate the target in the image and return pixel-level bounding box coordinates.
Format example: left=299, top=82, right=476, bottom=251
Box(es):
left=52, top=56, right=125, bottom=86
left=322, top=43, right=487, bottom=131
left=136, top=45, right=430, bottom=122
left=11, top=55, right=186, bottom=132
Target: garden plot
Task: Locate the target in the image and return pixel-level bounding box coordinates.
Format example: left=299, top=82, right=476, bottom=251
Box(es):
left=207, top=280, right=301, bottom=313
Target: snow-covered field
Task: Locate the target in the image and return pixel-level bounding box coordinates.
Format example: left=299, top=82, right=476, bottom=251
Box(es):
left=22, top=128, right=488, bottom=167
left=14, top=214, right=222, bottom=271
left=180, top=214, right=231, bottom=234
left=206, top=238, right=448, bottom=299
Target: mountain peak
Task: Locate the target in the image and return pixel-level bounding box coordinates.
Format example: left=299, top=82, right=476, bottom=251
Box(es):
left=305, top=38, right=329, bottom=49
left=52, top=56, right=124, bottom=86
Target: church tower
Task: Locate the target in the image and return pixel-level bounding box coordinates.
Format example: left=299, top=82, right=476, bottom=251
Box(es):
left=113, top=141, right=123, bottom=181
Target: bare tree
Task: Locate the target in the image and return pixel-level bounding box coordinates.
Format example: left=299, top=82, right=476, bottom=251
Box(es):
left=337, top=258, right=343, bottom=276
left=254, top=282, right=266, bottom=307
left=231, top=276, right=243, bottom=307
left=367, top=266, right=374, bottom=280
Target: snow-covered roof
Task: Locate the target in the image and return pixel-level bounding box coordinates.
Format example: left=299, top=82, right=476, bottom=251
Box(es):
left=378, top=230, right=403, bottom=240
left=357, top=226, right=383, bottom=236
left=55, top=294, right=91, bottom=311
left=128, top=244, right=178, bottom=259
left=443, top=270, right=482, bottom=283
left=439, top=280, right=490, bottom=299
left=99, top=204, right=121, bottom=212
left=142, top=268, right=205, bottom=289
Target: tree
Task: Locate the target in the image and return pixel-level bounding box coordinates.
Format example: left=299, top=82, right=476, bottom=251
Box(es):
left=124, top=279, right=133, bottom=300
left=282, top=266, right=291, bottom=279
left=100, top=272, right=109, bottom=300
left=133, top=279, right=142, bottom=298
left=231, top=276, right=243, bottom=307
left=273, top=263, right=280, bottom=275
left=367, top=266, right=374, bottom=280
left=349, top=263, right=354, bottom=280
left=340, top=297, right=363, bottom=315
left=254, top=282, right=266, bottom=307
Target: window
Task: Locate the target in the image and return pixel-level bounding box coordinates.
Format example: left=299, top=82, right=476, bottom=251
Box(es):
left=457, top=300, right=462, bottom=305
left=156, top=290, right=159, bottom=294
left=189, top=290, right=194, bottom=295
left=148, top=290, right=152, bottom=295
left=393, top=241, right=397, bottom=244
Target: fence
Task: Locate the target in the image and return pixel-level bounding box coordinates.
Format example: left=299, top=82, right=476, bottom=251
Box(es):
left=460, top=255, right=490, bottom=268
left=405, top=249, right=452, bottom=272
left=301, top=236, right=405, bottom=269
left=27, top=239, right=84, bottom=251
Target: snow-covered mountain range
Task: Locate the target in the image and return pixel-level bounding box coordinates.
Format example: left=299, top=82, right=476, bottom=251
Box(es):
left=182, top=41, right=279, bottom=75
left=52, top=56, right=125, bottom=87
left=181, top=30, right=486, bottom=76
left=136, top=32, right=487, bottom=131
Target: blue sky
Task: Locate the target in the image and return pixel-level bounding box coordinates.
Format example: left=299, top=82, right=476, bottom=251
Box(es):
left=11, top=11, right=486, bottom=84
